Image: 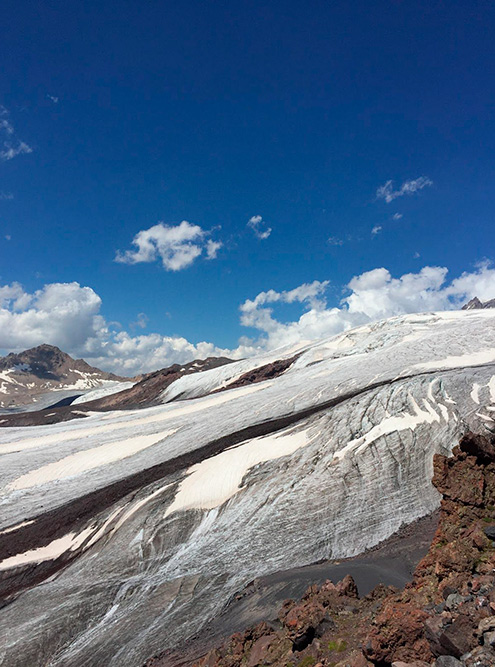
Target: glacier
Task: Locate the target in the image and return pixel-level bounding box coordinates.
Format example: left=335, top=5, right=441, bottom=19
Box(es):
left=0, top=309, right=495, bottom=666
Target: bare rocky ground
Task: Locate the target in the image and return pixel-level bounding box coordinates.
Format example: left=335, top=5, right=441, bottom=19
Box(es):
left=145, top=432, right=495, bottom=667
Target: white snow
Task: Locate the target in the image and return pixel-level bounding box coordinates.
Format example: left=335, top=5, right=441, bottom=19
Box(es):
left=333, top=396, right=444, bottom=461
left=165, top=429, right=309, bottom=516
left=7, top=429, right=177, bottom=490
left=0, top=519, right=35, bottom=535
left=0, top=527, right=94, bottom=572
left=412, top=349, right=495, bottom=372
left=71, top=381, right=135, bottom=405
left=490, top=375, right=495, bottom=403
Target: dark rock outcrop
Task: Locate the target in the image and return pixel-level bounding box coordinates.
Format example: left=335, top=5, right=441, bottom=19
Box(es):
left=462, top=297, right=495, bottom=310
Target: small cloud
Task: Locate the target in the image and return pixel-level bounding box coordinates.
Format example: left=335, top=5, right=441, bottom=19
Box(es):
left=371, top=225, right=382, bottom=236
left=247, top=215, right=272, bottom=240
left=116, top=220, right=222, bottom=271
left=327, top=236, right=344, bottom=246
left=206, top=239, right=223, bottom=260
left=0, top=107, right=32, bottom=162
left=131, top=312, right=148, bottom=330
left=47, top=95, right=59, bottom=104
left=0, top=191, right=13, bottom=200
left=0, top=142, right=32, bottom=161
left=392, top=213, right=403, bottom=220
left=376, top=177, right=433, bottom=204
left=413, top=251, right=421, bottom=259
left=5, top=235, right=12, bottom=241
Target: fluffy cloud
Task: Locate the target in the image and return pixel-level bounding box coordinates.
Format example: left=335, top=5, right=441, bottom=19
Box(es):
left=371, top=225, right=382, bottom=236
left=238, top=263, right=495, bottom=353
left=0, top=282, right=105, bottom=352
left=206, top=239, right=223, bottom=259
left=376, top=177, right=433, bottom=203
left=392, top=212, right=403, bottom=220
left=0, top=107, right=32, bottom=162
left=247, top=215, right=272, bottom=240
left=115, top=221, right=222, bottom=271
left=0, top=281, right=230, bottom=376
left=2, top=263, right=495, bottom=375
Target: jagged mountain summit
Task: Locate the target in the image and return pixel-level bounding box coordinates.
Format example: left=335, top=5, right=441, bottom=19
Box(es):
left=0, top=309, right=495, bottom=666
left=0, top=344, right=128, bottom=411
left=462, top=296, right=495, bottom=310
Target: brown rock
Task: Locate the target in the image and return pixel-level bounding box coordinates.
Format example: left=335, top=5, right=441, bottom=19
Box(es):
left=477, top=615, right=495, bottom=635
left=247, top=634, right=277, bottom=667
left=364, top=602, right=432, bottom=664
left=335, top=574, right=359, bottom=598
left=334, top=651, right=372, bottom=667
left=461, top=645, right=495, bottom=666
left=430, top=614, right=476, bottom=658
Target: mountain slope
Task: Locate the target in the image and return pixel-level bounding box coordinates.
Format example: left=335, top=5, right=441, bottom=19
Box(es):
left=0, top=344, right=127, bottom=410
left=0, top=310, right=495, bottom=666
left=462, top=296, right=495, bottom=310
left=0, top=356, right=235, bottom=426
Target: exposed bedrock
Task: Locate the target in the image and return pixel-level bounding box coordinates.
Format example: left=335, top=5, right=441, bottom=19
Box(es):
left=0, top=310, right=494, bottom=666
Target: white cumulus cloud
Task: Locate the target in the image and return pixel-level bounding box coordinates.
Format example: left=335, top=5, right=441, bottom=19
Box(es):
left=115, top=221, right=222, bottom=271
left=237, top=263, right=495, bottom=353
left=2, top=263, right=495, bottom=375
left=206, top=239, right=223, bottom=259
left=376, top=177, right=433, bottom=203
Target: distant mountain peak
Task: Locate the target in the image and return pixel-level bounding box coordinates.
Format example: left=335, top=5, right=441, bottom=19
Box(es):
left=462, top=296, right=495, bottom=310
left=0, top=344, right=127, bottom=410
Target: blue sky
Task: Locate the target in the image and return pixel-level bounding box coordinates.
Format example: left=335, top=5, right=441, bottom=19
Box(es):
left=1, top=0, right=495, bottom=374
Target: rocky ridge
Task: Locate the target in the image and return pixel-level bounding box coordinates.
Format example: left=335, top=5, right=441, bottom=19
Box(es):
left=0, top=344, right=127, bottom=410
left=462, top=297, right=495, bottom=311
left=168, top=432, right=495, bottom=667
left=0, top=355, right=235, bottom=425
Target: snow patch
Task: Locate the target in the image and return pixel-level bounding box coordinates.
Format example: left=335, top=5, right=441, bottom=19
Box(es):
left=165, top=429, right=309, bottom=516
left=333, top=396, right=443, bottom=461
left=412, top=349, right=495, bottom=372
left=7, top=429, right=177, bottom=490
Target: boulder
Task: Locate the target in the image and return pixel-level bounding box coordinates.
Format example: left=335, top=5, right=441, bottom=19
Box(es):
left=434, top=657, right=463, bottom=666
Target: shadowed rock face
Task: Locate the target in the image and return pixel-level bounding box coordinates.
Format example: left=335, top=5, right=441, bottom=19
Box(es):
left=462, top=297, right=495, bottom=310
left=0, top=344, right=127, bottom=410
left=0, top=310, right=495, bottom=667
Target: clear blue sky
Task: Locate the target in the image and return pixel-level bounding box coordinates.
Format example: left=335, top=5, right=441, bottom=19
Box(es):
left=1, top=1, right=495, bottom=372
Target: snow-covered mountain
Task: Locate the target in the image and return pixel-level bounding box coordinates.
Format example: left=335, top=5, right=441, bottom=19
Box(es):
left=0, top=344, right=128, bottom=410
left=0, top=309, right=495, bottom=666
